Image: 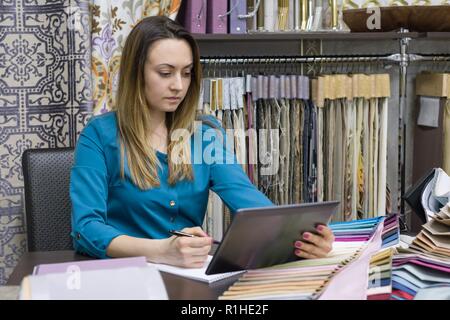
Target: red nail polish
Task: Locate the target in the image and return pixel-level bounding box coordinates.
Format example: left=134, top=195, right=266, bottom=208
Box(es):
left=295, top=249, right=301, bottom=255
left=303, top=233, right=310, bottom=239
left=295, top=241, right=302, bottom=248
left=317, top=225, right=324, bottom=232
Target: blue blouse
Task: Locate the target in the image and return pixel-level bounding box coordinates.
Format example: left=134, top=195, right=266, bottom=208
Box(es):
left=70, top=112, right=273, bottom=258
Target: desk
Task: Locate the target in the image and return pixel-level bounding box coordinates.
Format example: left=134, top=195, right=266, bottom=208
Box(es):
left=6, top=250, right=241, bottom=300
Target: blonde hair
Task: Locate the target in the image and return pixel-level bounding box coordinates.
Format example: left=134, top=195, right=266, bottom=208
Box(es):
left=114, top=16, right=201, bottom=189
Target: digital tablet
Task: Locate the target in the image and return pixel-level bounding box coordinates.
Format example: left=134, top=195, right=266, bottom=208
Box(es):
left=205, top=201, right=340, bottom=275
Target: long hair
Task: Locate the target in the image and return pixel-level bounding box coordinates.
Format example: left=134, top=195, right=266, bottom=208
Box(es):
left=114, top=16, right=201, bottom=189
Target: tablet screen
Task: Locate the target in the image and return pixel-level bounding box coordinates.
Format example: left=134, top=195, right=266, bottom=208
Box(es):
left=206, top=201, right=339, bottom=274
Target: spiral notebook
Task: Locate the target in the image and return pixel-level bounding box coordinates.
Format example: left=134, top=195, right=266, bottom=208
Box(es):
left=147, top=255, right=245, bottom=283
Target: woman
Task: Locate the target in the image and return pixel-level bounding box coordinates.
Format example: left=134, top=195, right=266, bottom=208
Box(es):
left=70, top=16, right=334, bottom=268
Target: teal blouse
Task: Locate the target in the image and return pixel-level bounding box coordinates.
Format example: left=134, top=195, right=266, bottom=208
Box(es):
left=70, top=112, right=273, bottom=258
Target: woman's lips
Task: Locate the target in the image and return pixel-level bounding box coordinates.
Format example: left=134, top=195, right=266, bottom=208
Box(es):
left=166, top=97, right=181, bottom=102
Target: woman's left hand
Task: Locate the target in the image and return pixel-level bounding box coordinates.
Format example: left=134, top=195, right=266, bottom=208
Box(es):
left=294, top=224, right=335, bottom=259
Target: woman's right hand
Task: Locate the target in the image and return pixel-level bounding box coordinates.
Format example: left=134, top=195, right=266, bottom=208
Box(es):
left=160, top=226, right=212, bottom=268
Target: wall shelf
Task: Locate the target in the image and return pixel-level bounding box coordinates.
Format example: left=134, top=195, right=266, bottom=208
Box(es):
left=424, top=32, right=450, bottom=40
left=193, top=31, right=422, bottom=42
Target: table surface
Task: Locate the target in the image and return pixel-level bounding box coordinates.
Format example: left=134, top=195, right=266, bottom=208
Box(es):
left=6, top=250, right=241, bottom=300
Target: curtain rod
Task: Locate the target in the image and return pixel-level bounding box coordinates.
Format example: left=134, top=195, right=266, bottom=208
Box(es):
left=200, top=54, right=450, bottom=64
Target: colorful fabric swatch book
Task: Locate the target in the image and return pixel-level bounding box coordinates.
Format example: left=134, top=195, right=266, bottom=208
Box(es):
left=367, top=248, right=394, bottom=300
left=219, top=215, right=390, bottom=300
left=329, top=216, right=384, bottom=242
left=381, top=214, right=400, bottom=248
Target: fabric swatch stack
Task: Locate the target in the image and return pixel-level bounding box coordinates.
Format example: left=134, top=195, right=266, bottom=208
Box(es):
left=391, top=251, right=450, bottom=300
left=391, top=202, right=450, bottom=300
left=367, top=248, right=394, bottom=300
left=329, top=216, right=384, bottom=242
left=409, top=204, right=450, bottom=257
left=381, top=214, right=400, bottom=248
left=330, top=214, right=399, bottom=300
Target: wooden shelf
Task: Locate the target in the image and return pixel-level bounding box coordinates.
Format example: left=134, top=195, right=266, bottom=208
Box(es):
left=193, top=32, right=450, bottom=42
left=193, top=31, right=421, bottom=42
left=424, top=32, right=450, bottom=39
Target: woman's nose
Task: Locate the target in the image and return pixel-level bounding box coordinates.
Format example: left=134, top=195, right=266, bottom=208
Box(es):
left=170, top=74, right=183, bottom=91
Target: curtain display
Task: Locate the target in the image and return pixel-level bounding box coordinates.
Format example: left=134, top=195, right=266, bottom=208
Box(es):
left=199, top=65, right=391, bottom=237
left=91, top=0, right=182, bottom=114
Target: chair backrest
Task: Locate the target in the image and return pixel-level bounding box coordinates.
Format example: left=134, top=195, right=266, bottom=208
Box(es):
left=22, top=148, right=74, bottom=251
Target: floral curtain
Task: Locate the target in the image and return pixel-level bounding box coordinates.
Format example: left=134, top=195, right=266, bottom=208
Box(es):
left=90, top=0, right=182, bottom=114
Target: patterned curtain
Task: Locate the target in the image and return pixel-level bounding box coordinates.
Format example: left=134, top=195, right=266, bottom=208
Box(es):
left=90, top=0, right=182, bottom=114
left=0, top=0, right=92, bottom=285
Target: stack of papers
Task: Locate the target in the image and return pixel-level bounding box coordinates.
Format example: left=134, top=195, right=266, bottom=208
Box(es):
left=147, top=255, right=245, bottom=283
left=33, top=256, right=148, bottom=275
left=21, top=257, right=168, bottom=300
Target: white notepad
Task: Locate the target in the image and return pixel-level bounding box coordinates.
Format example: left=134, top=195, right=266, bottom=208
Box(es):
left=148, top=255, right=245, bottom=283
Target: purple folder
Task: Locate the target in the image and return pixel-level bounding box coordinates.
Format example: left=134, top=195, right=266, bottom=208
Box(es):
left=229, top=0, right=247, bottom=34
left=206, top=0, right=228, bottom=34
left=33, top=256, right=147, bottom=275
left=183, top=0, right=207, bottom=34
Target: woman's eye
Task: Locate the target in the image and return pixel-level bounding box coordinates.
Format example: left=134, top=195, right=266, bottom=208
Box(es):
left=183, top=72, right=191, bottom=77
left=159, top=72, right=171, bottom=77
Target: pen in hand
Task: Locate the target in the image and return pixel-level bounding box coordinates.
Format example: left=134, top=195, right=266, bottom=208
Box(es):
left=169, top=230, right=221, bottom=245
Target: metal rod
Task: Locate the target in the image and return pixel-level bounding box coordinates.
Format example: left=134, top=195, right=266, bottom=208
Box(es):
left=398, top=29, right=409, bottom=228
left=200, top=54, right=450, bottom=65
left=201, top=55, right=391, bottom=64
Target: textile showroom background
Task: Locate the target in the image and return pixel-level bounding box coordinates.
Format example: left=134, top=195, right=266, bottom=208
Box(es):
left=0, top=0, right=181, bottom=285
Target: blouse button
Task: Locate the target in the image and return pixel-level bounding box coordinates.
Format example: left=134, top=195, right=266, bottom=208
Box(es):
left=169, top=200, right=176, bottom=207
left=76, top=233, right=81, bottom=240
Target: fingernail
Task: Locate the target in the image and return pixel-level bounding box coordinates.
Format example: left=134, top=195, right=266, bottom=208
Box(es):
left=317, top=225, right=324, bottom=232
left=295, top=249, right=301, bottom=255
left=303, top=233, right=311, bottom=240
left=295, top=241, right=302, bottom=248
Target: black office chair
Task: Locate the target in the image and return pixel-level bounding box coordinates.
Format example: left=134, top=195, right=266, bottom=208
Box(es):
left=22, top=147, right=74, bottom=251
